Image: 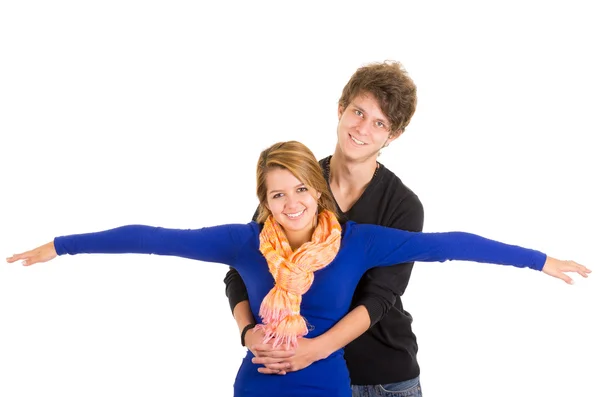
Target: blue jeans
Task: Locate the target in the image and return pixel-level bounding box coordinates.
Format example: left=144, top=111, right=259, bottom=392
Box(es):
left=351, top=376, right=422, bottom=397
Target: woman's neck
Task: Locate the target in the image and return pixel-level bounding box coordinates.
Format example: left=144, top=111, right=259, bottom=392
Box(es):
left=283, top=221, right=316, bottom=251
left=285, top=228, right=314, bottom=251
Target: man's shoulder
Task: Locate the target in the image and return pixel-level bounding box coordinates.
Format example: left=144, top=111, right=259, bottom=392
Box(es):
left=364, top=162, right=424, bottom=231
left=318, top=156, right=329, bottom=168
left=373, top=162, right=421, bottom=204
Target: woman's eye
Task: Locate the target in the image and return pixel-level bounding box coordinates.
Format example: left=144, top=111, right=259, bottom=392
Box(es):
left=298, top=187, right=308, bottom=193
left=376, top=121, right=386, bottom=128
left=272, top=193, right=283, bottom=199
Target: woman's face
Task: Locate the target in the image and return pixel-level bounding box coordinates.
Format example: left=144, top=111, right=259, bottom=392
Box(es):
left=264, top=168, right=320, bottom=243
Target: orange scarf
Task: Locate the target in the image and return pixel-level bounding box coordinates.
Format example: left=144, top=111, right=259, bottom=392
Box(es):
left=256, top=210, right=342, bottom=349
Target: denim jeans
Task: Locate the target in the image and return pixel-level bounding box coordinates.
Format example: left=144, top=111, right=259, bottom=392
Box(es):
left=351, top=376, right=422, bottom=397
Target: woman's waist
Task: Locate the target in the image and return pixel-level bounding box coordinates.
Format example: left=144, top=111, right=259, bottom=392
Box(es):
left=234, top=351, right=350, bottom=397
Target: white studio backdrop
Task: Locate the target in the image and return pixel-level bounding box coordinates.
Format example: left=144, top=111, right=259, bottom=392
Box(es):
left=1, top=1, right=598, bottom=397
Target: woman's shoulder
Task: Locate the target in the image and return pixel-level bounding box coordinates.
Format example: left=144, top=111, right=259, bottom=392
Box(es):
left=234, top=221, right=262, bottom=237
left=341, top=221, right=409, bottom=241
left=341, top=221, right=382, bottom=237
left=206, top=221, right=262, bottom=244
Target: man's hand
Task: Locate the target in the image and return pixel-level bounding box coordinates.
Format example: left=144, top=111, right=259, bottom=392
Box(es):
left=252, top=337, right=326, bottom=375
left=243, top=328, right=291, bottom=375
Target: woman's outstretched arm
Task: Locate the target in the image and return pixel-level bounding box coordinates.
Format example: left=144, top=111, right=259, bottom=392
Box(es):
left=7, top=223, right=255, bottom=267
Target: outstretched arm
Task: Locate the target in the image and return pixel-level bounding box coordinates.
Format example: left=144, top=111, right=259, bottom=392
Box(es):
left=363, top=226, right=591, bottom=284
left=7, top=224, right=254, bottom=267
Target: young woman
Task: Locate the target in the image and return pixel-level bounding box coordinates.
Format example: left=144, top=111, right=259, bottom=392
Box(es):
left=6, top=141, right=590, bottom=397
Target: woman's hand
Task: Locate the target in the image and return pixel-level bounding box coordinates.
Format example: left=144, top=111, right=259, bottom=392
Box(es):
left=542, top=256, right=591, bottom=284
left=6, top=242, right=57, bottom=266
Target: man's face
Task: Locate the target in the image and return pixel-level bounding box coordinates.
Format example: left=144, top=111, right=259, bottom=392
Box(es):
left=336, top=92, right=399, bottom=162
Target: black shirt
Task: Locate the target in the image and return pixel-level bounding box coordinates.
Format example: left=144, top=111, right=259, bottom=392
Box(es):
left=223, top=156, right=424, bottom=385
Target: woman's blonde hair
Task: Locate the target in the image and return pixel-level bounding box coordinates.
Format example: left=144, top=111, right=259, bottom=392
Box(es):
left=255, top=141, right=338, bottom=223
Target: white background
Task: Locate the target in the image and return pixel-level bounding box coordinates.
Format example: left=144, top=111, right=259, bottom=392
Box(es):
left=1, top=1, right=598, bottom=396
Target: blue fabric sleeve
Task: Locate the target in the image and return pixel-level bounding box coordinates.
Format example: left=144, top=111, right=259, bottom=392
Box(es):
left=360, top=224, right=547, bottom=271
left=53, top=223, right=255, bottom=266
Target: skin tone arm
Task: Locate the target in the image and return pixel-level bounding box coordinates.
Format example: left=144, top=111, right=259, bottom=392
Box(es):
left=6, top=242, right=592, bottom=375
left=233, top=300, right=255, bottom=335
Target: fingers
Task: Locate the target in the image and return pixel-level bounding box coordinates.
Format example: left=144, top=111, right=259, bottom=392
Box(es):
left=256, top=361, right=292, bottom=375
left=6, top=251, right=32, bottom=263
left=20, top=254, right=39, bottom=266
left=6, top=251, right=37, bottom=265
left=251, top=344, right=296, bottom=358
left=6, top=242, right=57, bottom=267
left=556, top=272, right=574, bottom=285
left=257, top=367, right=287, bottom=375
left=568, top=261, right=591, bottom=278
left=577, top=269, right=590, bottom=278
left=561, top=260, right=592, bottom=283
left=252, top=355, right=292, bottom=365
left=543, top=257, right=592, bottom=285
left=253, top=360, right=291, bottom=371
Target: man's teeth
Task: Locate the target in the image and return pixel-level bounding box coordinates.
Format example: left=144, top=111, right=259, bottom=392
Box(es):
left=286, top=210, right=304, bottom=218
left=351, top=136, right=366, bottom=145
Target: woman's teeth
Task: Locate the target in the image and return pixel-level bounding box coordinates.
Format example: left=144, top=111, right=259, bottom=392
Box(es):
left=286, top=210, right=304, bottom=218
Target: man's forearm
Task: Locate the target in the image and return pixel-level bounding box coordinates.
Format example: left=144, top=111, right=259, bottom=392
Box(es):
left=233, top=300, right=256, bottom=333
left=312, top=305, right=370, bottom=359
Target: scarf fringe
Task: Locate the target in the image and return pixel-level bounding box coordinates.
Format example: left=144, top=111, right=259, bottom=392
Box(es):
left=256, top=313, right=308, bottom=349
left=258, top=286, right=297, bottom=323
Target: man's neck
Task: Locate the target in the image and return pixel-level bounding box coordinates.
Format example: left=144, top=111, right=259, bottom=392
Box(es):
left=329, top=151, right=378, bottom=190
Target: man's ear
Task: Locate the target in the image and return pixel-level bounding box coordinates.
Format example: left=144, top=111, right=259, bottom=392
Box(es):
left=385, top=130, right=403, bottom=146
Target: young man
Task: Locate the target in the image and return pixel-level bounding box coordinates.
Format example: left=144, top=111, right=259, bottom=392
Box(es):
left=224, top=60, right=425, bottom=396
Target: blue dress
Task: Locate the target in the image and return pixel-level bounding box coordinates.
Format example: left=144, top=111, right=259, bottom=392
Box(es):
left=54, top=221, right=545, bottom=397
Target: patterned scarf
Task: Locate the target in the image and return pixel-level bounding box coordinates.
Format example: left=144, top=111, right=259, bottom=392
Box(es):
left=257, top=210, right=342, bottom=349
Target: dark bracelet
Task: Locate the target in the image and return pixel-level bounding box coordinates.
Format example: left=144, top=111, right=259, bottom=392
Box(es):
left=241, top=323, right=257, bottom=347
